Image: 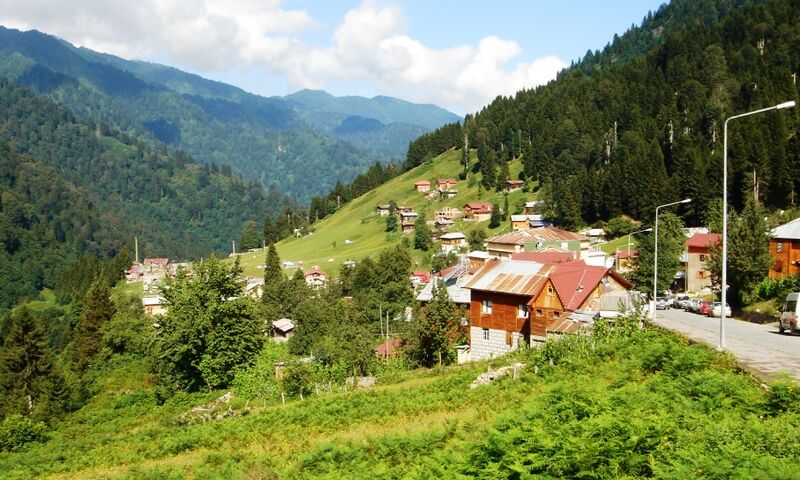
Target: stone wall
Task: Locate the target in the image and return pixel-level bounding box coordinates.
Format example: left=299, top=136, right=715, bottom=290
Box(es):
left=469, top=326, right=522, bottom=361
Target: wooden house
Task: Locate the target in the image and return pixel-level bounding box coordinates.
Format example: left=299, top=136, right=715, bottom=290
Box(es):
left=399, top=211, right=418, bottom=233
left=463, top=202, right=493, bottom=222
left=440, top=232, right=466, bottom=253
left=142, top=296, right=167, bottom=316
left=504, top=179, right=524, bottom=192
left=376, top=204, right=391, bottom=216
left=436, top=207, right=462, bottom=221
left=436, top=178, right=458, bottom=190
left=486, top=227, right=590, bottom=260
left=414, top=180, right=431, bottom=193
left=271, top=318, right=295, bottom=342
left=304, top=266, right=327, bottom=288
left=769, top=217, right=800, bottom=279
left=523, top=200, right=544, bottom=215
left=683, top=233, right=720, bottom=292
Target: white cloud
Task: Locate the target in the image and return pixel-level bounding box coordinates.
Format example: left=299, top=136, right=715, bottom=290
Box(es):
left=0, top=0, right=566, bottom=113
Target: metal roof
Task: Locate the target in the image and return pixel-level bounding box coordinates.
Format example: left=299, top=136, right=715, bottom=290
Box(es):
left=463, top=259, right=552, bottom=296
left=272, top=318, right=295, bottom=332
left=772, top=217, right=800, bottom=240
left=488, top=227, right=589, bottom=246
left=416, top=280, right=471, bottom=304
left=439, top=232, right=466, bottom=240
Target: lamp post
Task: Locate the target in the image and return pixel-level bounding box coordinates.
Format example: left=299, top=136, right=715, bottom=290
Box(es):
left=720, top=100, right=796, bottom=349
left=628, top=228, right=653, bottom=257
left=652, top=199, right=692, bottom=321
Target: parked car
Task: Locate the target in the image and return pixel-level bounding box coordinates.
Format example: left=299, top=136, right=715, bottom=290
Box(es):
left=686, top=299, right=703, bottom=312
left=698, top=301, right=713, bottom=316
left=708, top=302, right=731, bottom=317
left=656, top=297, right=669, bottom=310
left=675, top=295, right=690, bottom=309
left=779, top=292, right=800, bottom=334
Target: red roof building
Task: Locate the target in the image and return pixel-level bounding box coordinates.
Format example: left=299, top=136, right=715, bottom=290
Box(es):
left=411, top=270, right=432, bottom=285
left=684, top=233, right=721, bottom=292
left=375, top=338, right=404, bottom=358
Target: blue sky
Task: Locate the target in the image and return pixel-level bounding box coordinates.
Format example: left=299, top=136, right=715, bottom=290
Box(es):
left=0, top=0, right=666, bottom=114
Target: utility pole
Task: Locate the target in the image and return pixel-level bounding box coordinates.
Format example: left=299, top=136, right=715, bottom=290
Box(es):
left=232, top=240, right=236, bottom=256
left=134, top=236, right=139, bottom=264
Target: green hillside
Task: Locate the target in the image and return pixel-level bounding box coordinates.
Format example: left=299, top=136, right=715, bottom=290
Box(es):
left=3, top=319, right=798, bottom=478
left=236, top=149, right=529, bottom=277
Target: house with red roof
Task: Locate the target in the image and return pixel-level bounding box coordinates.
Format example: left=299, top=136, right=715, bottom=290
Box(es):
left=414, top=180, right=431, bottom=192
left=463, top=202, right=493, bottom=222
left=436, top=178, right=458, bottom=190
left=684, top=233, right=721, bottom=292
left=462, top=258, right=633, bottom=361
left=410, top=270, right=432, bottom=286
left=504, top=179, right=525, bottom=192
left=304, top=266, right=327, bottom=288
left=375, top=338, right=404, bottom=359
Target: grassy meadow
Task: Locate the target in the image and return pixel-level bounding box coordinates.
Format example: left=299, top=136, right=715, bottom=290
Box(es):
left=234, top=150, right=530, bottom=278
left=2, top=322, right=799, bottom=479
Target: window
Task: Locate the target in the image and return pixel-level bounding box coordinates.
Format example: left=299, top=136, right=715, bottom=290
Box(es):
left=481, top=299, right=492, bottom=314
left=482, top=328, right=490, bottom=341
left=536, top=309, right=543, bottom=316
left=696, top=271, right=706, bottom=279
left=517, top=304, right=528, bottom=318
left=547, top=286, right=554, bottom=294
left=505, top=331, right=513, bottom=345
left=699, top=254, right=705, bottom=262
left=777, top=242, right=784, bottom=253
left=554, top=311, right=561, bottom=318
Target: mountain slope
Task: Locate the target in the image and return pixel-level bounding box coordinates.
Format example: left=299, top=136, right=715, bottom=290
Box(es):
left=0, top=26, right=459, bottom=201
left=0, top=78, right=290, bottom=309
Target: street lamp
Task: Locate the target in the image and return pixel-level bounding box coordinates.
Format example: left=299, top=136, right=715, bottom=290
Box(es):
left=628, top=228, right=653, bottom=256
left=720, top=100, right=796, bottom=349
left=652, top=198, right=692, bottom=321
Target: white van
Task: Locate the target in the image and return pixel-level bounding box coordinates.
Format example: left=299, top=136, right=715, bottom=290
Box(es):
left=779, top=292, right=800, bottom=334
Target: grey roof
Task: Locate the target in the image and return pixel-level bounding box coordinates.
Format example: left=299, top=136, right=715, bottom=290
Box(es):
left=142, top=296, right=165, bottom=306
left=772, top=217, right=800, bottom=240
left=272, top=318, right=295, bottom=332
left=416, top=280, right=471, bottom=304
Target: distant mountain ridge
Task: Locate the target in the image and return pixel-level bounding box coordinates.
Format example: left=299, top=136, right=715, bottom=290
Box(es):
left=0, top=26, right=460, bottom=202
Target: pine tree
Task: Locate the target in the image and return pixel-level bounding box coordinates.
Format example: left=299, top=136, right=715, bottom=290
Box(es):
left=497, top=157, right=510, bottom=190
left=263, top=215, right=275, bottom=244
left=73, top=277, right=116, bottom=374
left=239, top=220, right=261, bottom=251
left=410, top=281, right=461, bottom=367
left=0, top=307, right=68, bottom=420
left=489, top=202, right=502, bottom=228
left=414, top=215, right=432, bottom=251
left=262, top=244, right=286, bottom=320
left=481, top=149, right=497, bottom=189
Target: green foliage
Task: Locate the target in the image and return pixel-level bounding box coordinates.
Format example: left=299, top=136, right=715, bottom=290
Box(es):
left=413, top=215, right=432, bottom=251
left=0, top=414, right=48, bottom=452
left=409, top=281, right=462, bottom=367
left=101, top=293, right=148, bottom=356
left=708, top=197, right=772, bottom=305
left=628, top=212, right=685, bottom=294
left=151, top=257, right=262, bottom=393
left=488, top=202, right=501, bottom=228
left=282, top=363, right=315, bottom=398
left=0, top=306, right=70, bottom=421
left=238, top=220, right=261, bottom=251
left=467, top=228, right=487, bottom=251
left=231, top=342, right=288, bottom=400
left=72, top=277, right=116, bottom=373
left=384, top=213, right=397, bottom=232
left=605, top=215, right=636, bottom=238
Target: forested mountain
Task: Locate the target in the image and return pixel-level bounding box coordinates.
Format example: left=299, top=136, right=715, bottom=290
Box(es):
left=0, top=78, right=292, bottom=309
left=402, top=0, right=799, bottom=229
left=0, top=27, right=459, bottom=202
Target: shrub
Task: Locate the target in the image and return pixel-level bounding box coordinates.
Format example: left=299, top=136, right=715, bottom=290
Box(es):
left=0, top=415, right=48, bottom=452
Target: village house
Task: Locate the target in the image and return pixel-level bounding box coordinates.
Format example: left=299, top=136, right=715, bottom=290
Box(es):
left=511, top=214, right=551, bottom=231
left=375, top=338, right=404, bottom=359
left=511, top=249, right=576, bottom=264
left=436, top=207, right=462, bottom=221
left=142, top=296, right=167, bottom=316
left=414, top=180, right=431, bottom=193
left=467, top=250, right=490, bottom=272
left=615, top=249, right=638, bottom=274
left=683, top=232, right=721, bottom=292
left=410, top=270, right=432, bottom=286
left=143, top=257, right=169, bottom=272
left=376, top=204, right=391, bottom=216
left=304, top=266, right=327, bottom=288
left=399, top=211, right=418, bottom=233
left=439, top=189, right=458, bottom=199
left=578, top=228, right=606, bottom=243
left=396, top=205, right=414, bottom=215
left=125, top=262, right=143, bottom=282
left=504, top=179, right=525, bottom=192
left=463, top=202, right=493, bottom=222
left=769, top=217, right=800, bottom=278
left=462, top=258, right=633, bottom=361
left=523, top=200, right=544, bottom=215
left=245, top=278, right=264, bottom=299
left=440, top=232, right=466, bottom=253
left=435, top=218, right=454, bottom=230
left=271, top=318, right=295, bottom=342
left=486, top=227, right=591, bottom=260
left=436, top=178, right=458, bottom=190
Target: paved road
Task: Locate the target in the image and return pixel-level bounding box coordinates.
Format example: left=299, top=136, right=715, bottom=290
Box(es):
left=653, top=308, right=800, bottom=381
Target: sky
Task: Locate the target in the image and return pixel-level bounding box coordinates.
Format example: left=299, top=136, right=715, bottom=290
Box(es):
left=0, top=0, right=666, bottom=115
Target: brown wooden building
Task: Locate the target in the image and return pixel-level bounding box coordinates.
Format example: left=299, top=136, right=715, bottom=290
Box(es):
left=770, top=217, right=800, bottom=279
